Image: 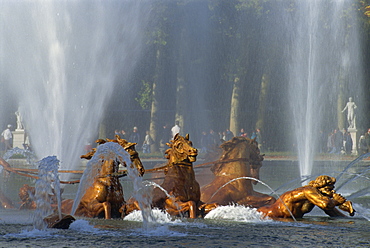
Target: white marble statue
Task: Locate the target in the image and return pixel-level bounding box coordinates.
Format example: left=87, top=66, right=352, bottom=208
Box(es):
left=15, top=108, right=24, bottom=130
left=342, top=97, right=357, bottom=129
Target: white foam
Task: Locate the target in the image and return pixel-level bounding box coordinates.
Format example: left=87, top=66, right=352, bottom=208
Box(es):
left=124, top=209, right=182, bottom=224
left=204, top=205, right=271, bottom=222
left=69, top=219, right=101, bottom=233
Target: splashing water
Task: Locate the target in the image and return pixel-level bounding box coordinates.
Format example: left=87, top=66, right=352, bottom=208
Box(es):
left=71, top=142, right=131, bottom=216
left=210, top=176, right=297, bottom=221
left=69, top=219, right=101, bottom=233
left=141, top=181, right=187, bottom=221
left=210, top=177, right=277, bottom=202
left=32, top=156, right=62, bottom=230
left=71, top=142, right=159, bottom=229
left=126, top=167, right=156, bottom=229
left=204, top=205, right=269, bottom=222
left=2, top=147, right=37, bottom=166
left=143, top=181, right=172, bottom=198
left=124, top=209, right=179, bottom=224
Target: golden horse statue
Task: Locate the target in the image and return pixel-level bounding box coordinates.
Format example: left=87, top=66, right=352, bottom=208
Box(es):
left=71, top=135, right=144, bottom=219
left=257, top=175, right=355, bottom=219
left=150, top=133, right=203, bottom=218
left=200, top=136, right=276, bottom=208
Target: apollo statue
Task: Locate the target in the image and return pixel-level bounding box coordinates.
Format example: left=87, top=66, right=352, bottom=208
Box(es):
left=15, top=108, right=24, bottom=130
left=341, top=97, right=357, bottom=129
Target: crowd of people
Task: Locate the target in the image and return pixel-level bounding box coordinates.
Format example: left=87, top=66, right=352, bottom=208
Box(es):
left=113, top=122, right=264, bottom=155
left=325, top=128, right=351, bottom=155
left=114, top=123, right=179, bottom=153
left=199, top=128, right=263, bottom=153
left=358, top=128, right=370, bottom=154
left=324, top=128, right=370, bottom=155
left=2, top=119, right=368, bottom=156
left=113, top=123, right=370, bottom=157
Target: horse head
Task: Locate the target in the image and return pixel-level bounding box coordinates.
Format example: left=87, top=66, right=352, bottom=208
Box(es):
left=81, top=136, right=145, bottom=176
left=165, top=133, right=198, bottom=165
left=212, top=136, right=264, bottom=184
left=115, top=135, right=145, bottom=176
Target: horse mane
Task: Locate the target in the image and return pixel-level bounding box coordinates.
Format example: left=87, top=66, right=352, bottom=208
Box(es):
left=211, top=136, right=256, bottom=174
left=164, top=133, right=193, bottom=166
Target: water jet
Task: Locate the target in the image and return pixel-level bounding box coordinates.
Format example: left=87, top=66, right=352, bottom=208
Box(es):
left=0, top=1, right=368, bottom=247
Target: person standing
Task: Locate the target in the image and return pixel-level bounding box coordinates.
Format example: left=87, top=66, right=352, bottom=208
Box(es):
left=159, top=124, right=171, bottom=153
left=1, top=125, right=13, bottom=151
left=129, top=126, right=140, bottom=144
left=365, top=128, right=370, bottom=152
left=120, top=130, right=127, bottom=140
left=142, top=130, right=152, bottom=154
left=225, top=129, right=234, bottom=141
left=207, top=129, right=218, bottom=147
left=359, top=134, right=368, bottom=154
left=343, top=129, right=353, bottom=155
left=114, top=130, right=120, bottom=136
left=200, top=131, right=208, bottom=153
left=239, top=128, right=246, bottom=137
left=160, top=124, right=171, bottom=144
left=327, top=132, right=335, bottom=153
left=333, top=128, right=343, bottom=154
left=171, top=121, right=180, bottom=139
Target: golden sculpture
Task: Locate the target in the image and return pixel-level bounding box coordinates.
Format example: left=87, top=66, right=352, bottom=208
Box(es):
left=200, top=136, right=276, bottom=208
left=71, top=135, right=144, bottom=219
left=257, top=175, right=355, bottom=219
left=44, top=213, right=76, bottom=229
left=149, top=133, right=203, bottom=218
left=18, top=184, right=37, bottom=210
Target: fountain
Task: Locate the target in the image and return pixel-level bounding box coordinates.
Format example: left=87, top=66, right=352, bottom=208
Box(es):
left=32, top=156, right=75, bottom=230
left=71, top=138, right=144, bottom=220
left=287, top=1, right=363, bottom=181
left=0, top=0, right=369, bottom=247
left=0, top=1, right=151, bottom=180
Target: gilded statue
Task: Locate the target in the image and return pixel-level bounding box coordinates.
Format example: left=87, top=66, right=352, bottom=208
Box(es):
left=257, top=175, right=355, bottom=219
left=200, top=136, right=275, bottom=208
left=73, top=135, right=144, bottom=219
left=150, top=133, right=203, bottom=218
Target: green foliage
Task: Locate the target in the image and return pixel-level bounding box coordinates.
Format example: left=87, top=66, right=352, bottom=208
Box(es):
left=152, top=29, right=167, bottom=46
left=145, top=2, right=169, bottom=46
left=135, top=80, right=152, bottom=110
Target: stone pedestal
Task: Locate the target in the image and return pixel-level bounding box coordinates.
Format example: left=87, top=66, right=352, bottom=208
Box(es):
left=348, top=128, right=358, bottom=155
left=12, top=129, right=25, bottom=149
